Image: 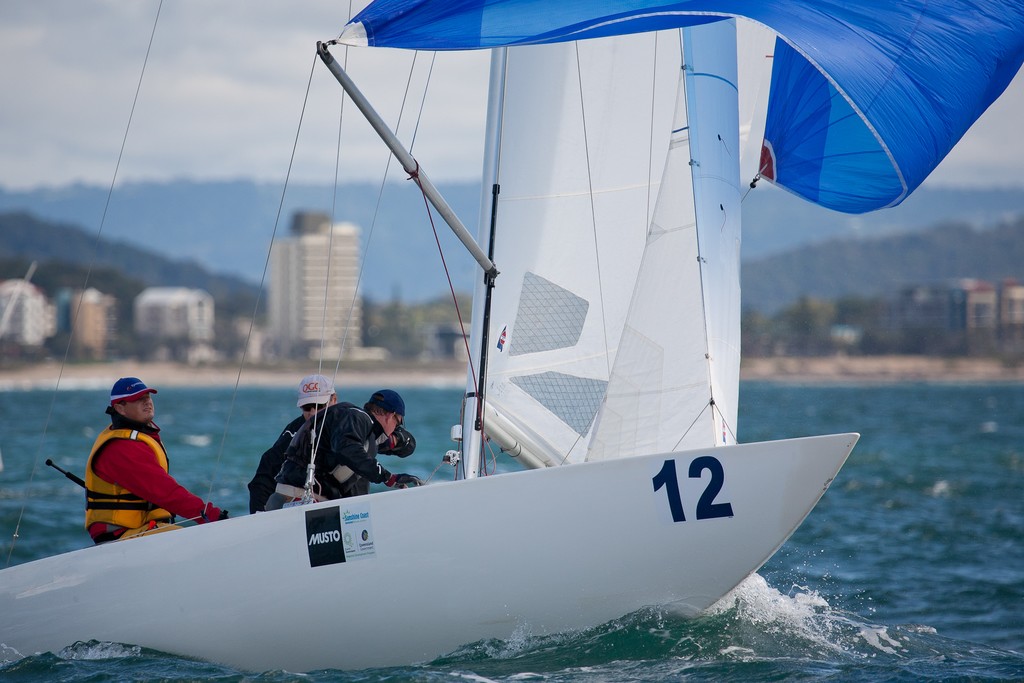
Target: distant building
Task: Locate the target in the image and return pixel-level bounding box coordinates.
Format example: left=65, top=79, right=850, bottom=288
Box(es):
left=890, top=278, right=997, bottom=355
left=998, top=278, right=1024, bottom=354
left=420, top=323, right=468, bottom=362
left=57, top=287, right=118, bottom=360
left=134, top=287, right=215, bottom=362
left=269, top=212, right=362, bottom=360
left=0, top=279, right=55, bottom=347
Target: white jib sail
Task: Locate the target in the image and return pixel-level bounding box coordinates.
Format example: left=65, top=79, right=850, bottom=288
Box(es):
left=474, top=32, right=683, bottom=467
left=588, top=19, right=739, bottom=460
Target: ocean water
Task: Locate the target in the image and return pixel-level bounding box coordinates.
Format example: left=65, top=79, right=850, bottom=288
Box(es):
left=1, top=381, right=1022, bottom=681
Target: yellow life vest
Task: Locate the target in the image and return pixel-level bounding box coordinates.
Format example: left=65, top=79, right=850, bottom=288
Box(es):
left=84, top=427, right=173, bottom=531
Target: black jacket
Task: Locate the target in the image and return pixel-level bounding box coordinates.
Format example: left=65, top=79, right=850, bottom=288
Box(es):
left=277, top=403, right=392, bottom=498
left=247, top=414, right=306, bottom=513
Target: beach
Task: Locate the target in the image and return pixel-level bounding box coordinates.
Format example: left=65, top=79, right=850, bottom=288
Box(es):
left=3, top=355, right=1024, bottom=391
left=739, top=355, right=1024, bottom=383
left=0, top=360, right=468, bottom=391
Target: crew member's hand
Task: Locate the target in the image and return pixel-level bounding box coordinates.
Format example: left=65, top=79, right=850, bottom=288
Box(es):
left=381, top=425, right=416, bottom=457
left=385, top=473, right=423, bottom=488
left=201, top=502, right=226, bottom=523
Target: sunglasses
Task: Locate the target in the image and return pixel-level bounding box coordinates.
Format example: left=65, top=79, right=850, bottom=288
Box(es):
left=302, top=403, right=327, bottom=413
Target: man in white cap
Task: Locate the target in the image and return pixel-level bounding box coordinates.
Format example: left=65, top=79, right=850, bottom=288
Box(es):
left=250, top=378, right=418, bottom=511
left=247, top=373, right=337, bottom=513
left=85, top=377, right=227, bottom=543
left=264, top=388, right=421, bottom=510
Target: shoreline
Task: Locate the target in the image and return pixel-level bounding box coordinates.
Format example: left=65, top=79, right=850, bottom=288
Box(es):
left=3, top=355, right=1024, bottom=390
left=0, top=361, right=467, bottom=391
left=739, top=355, right=1024, bottom=384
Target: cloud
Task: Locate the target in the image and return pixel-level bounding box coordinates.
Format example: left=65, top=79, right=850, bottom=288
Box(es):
left=0, top=0, right=490, bottom=190
left=0, top=0, right=1020, bottom=191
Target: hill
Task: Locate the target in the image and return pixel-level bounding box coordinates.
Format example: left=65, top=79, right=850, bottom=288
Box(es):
left=743, top=216, right=1024, bottom=313
left=1, top=180, right=1021, bottom=303
left=0, top=212, right=258, bottom=301
left=0, top=180, right=482, bottom=303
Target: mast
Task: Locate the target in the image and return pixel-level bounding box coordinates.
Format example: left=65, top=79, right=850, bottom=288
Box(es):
left=462, top=47, right=507, bottom=478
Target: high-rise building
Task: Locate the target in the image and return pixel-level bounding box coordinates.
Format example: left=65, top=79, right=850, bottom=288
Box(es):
left=270, top=212, right=362, bottom=360
left=58, top=287, right=118, bottom=360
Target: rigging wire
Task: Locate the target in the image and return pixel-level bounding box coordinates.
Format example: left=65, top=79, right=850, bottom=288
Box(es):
left=305, top=0, right=404, bottom=490
left=321, top=0, right=358, bottom=386
left=306, top=37, right=472, bottom=486
left=543, top=42, right=603, bottom=467
left=306, top=14, right=357, bottom=491
left=220, top=49, right=324, bottom=502
left=403, top=80, right=482, bottom=477
left=348, top=46, right=479, bottom=481
left=4, top=0, right=167, bottom=568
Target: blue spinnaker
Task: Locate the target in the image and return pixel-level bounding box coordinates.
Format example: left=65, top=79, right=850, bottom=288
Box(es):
left=338, top=0, right=1024, bottom=213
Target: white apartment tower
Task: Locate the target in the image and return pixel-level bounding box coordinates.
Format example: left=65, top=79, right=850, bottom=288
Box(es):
left=134, top=288, right=215, bottom=342
left=270, top=212, right=362, bottom=360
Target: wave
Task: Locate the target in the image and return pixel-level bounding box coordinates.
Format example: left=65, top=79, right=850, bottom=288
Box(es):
left=4, top=576, right=1023, bottom=682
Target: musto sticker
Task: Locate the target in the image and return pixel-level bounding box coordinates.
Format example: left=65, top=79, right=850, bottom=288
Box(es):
left=652, top=456, right=734, bottom=523
left=304, top=501, right=378, bottom=567
left=305, top=506, right=346, bottom=567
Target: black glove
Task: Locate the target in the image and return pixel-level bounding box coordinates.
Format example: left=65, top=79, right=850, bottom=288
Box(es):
left=385, top=473, right=423, bottom=488
left=380, top=425, right=416, bottom=457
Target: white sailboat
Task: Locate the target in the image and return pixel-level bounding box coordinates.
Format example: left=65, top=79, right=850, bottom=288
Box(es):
left=1, top=0, right=1021, bottom=673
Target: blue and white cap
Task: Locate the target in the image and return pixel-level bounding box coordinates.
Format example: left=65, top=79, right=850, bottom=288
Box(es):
left=110, top=377, right=157, bottom=405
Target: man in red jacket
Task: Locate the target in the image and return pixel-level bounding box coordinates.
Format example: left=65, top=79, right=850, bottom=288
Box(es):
left=84, top=377, right=227, bottom=544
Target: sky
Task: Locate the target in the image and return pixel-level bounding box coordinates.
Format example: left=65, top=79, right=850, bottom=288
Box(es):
left=1, top=0, right=1022, bottom=193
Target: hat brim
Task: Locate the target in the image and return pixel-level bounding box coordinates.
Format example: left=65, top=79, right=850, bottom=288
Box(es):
left=111, top=388, right=157, bottom=405
left=297, top=395, right=333, bottom=408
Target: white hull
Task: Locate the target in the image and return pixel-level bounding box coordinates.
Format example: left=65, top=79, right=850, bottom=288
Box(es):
left=0, top=433, right=856, bottom=672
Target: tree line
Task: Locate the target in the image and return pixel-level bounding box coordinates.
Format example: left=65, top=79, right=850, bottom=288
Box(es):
left=4, top=254, right=1016, bottom=365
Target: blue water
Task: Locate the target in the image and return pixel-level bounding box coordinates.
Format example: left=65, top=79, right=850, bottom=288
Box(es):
left=2, top=381, right=1023, bottom=681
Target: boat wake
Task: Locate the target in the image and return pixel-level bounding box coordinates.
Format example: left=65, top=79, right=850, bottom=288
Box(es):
left=424, top=572, right=1024, bottom=681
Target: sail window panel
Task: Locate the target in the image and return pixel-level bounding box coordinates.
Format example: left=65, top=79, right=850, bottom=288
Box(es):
left=510, top=371, right=606, bottom=436
left=508, top=272, right=589, bottom=356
